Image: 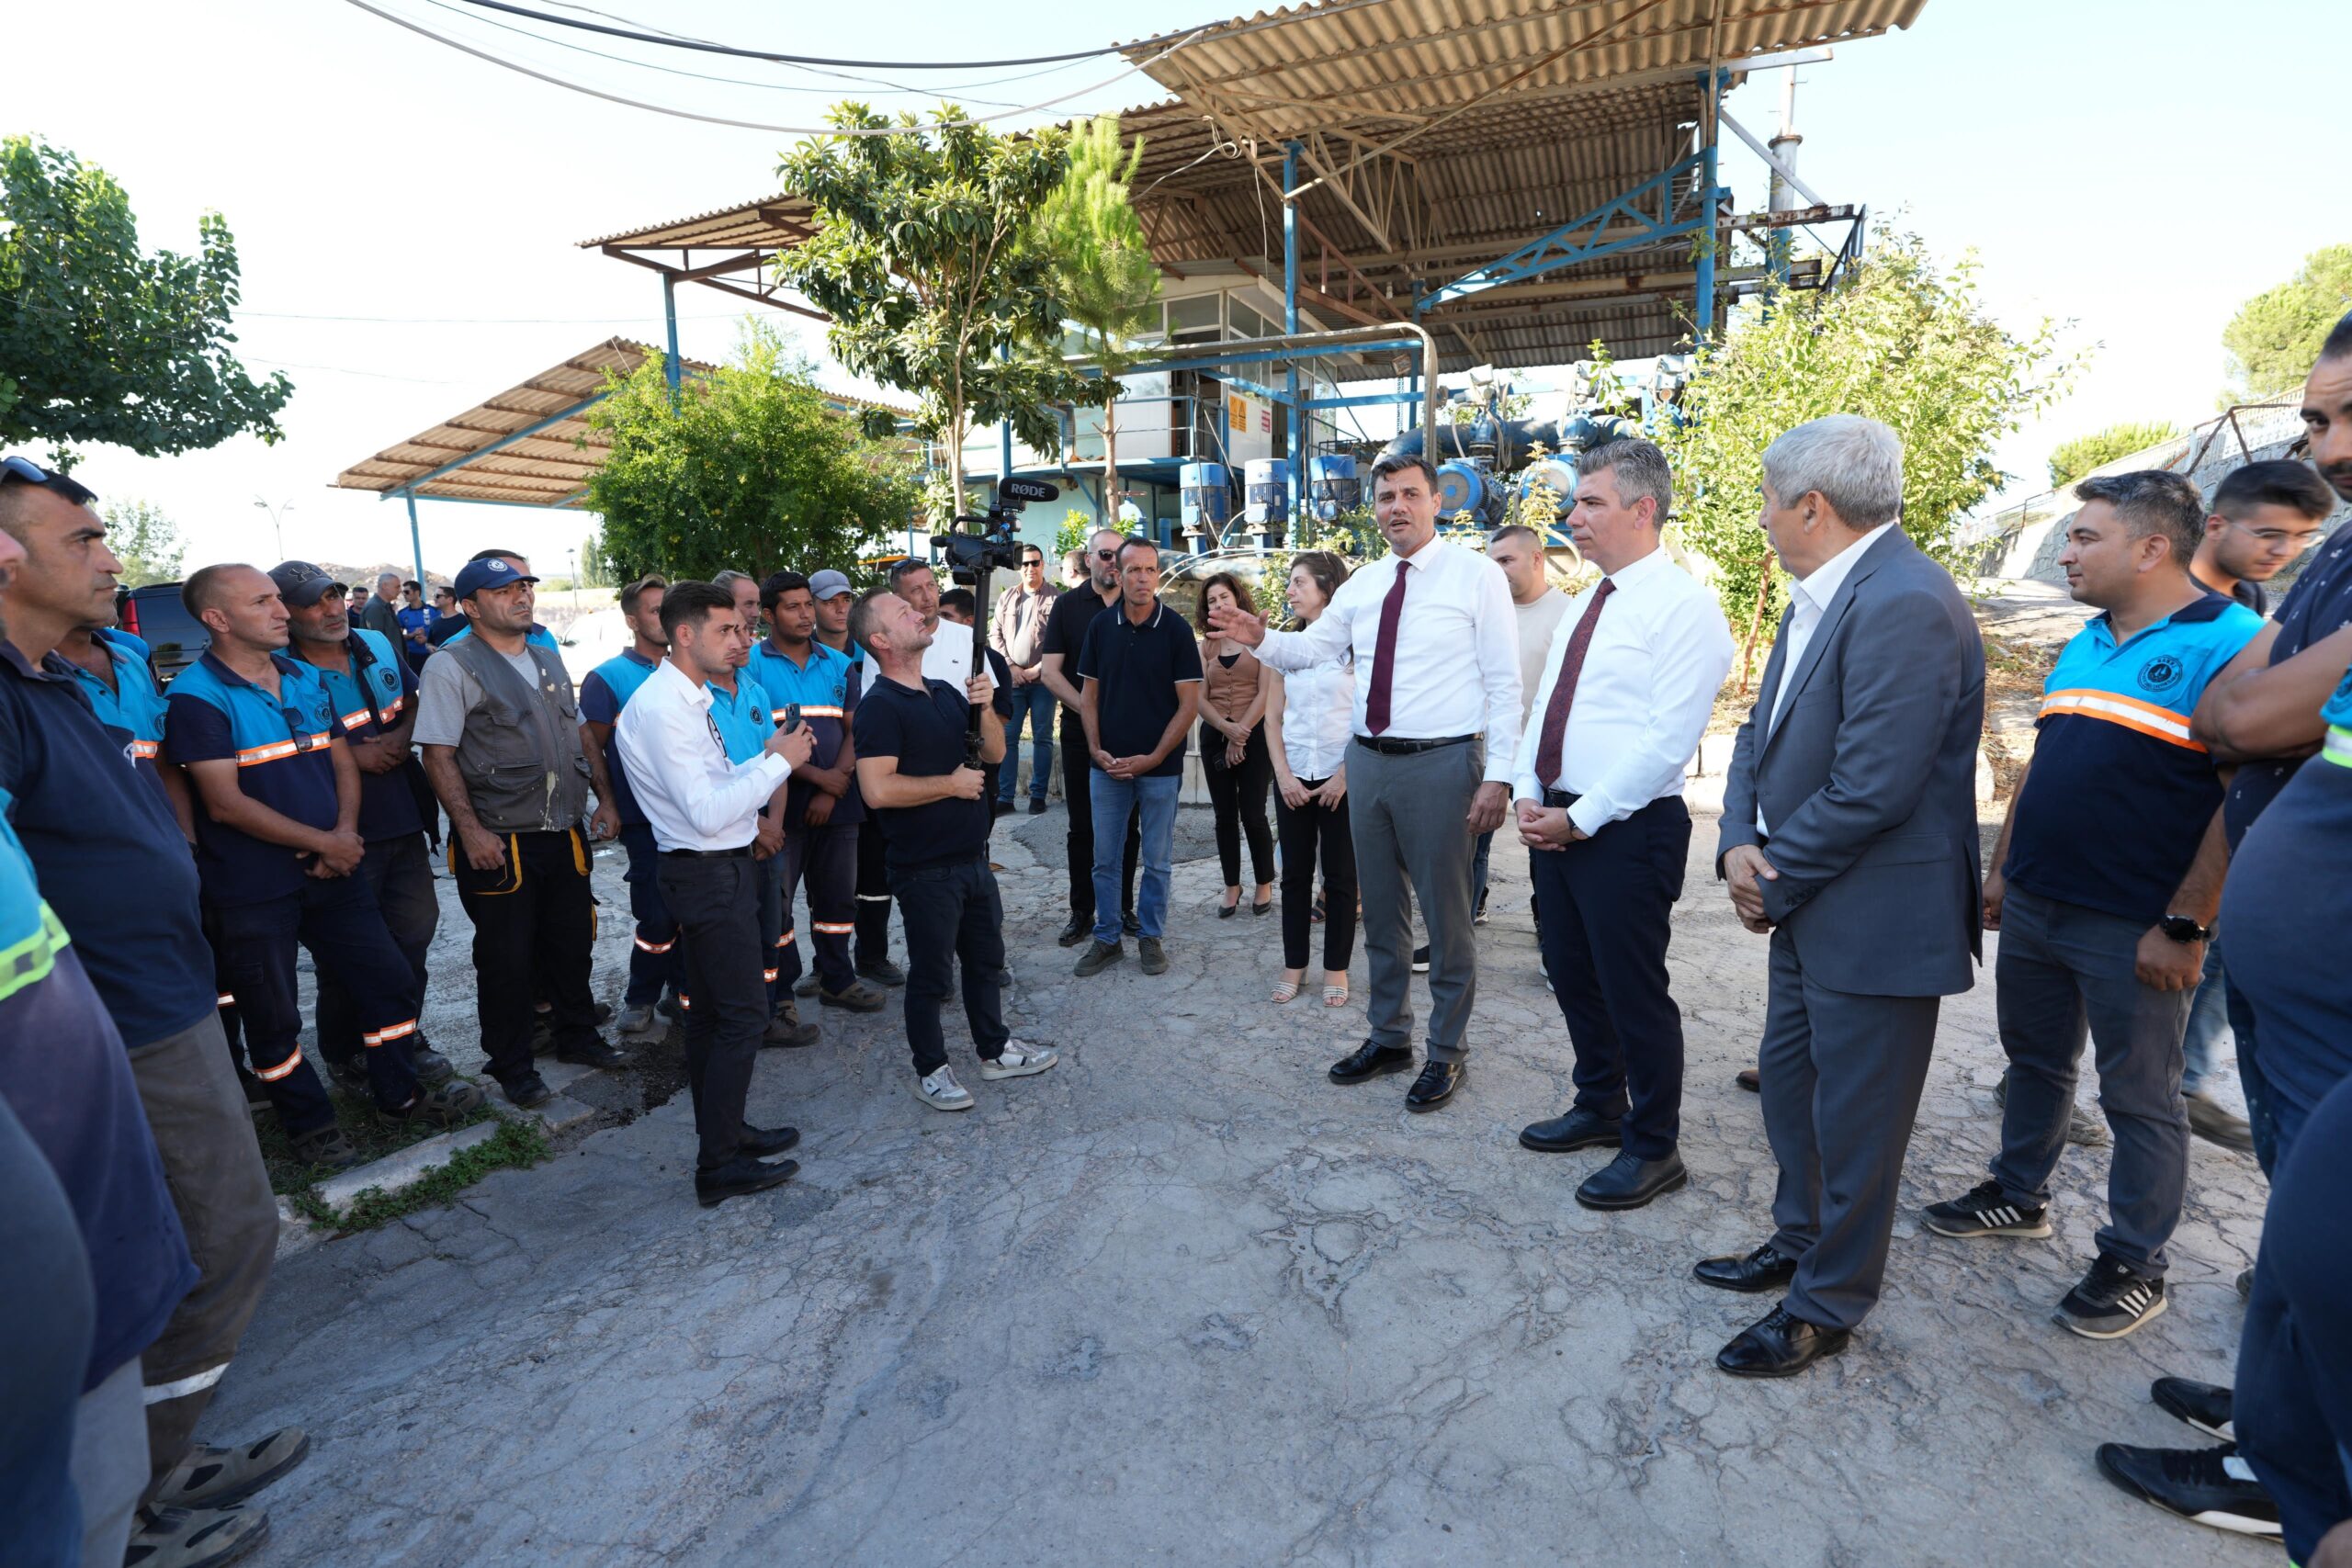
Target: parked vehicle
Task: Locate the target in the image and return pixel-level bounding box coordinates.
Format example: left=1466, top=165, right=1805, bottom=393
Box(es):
left=115, top=582, right=209, bottom=684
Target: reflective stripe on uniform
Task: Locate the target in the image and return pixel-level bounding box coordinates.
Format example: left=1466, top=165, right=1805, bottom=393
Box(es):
left=216, top=993, right=236, bottom=1008
left=813, top=921, right=854, bottom=935
left=337, top=695, right=405, bottom=731
left=254, top=1047, right=305, bottom=1082
left=2324, top=725, right=2352, bottom=769
left=2038, top=688, right=2202, bottom=750
left=143, top=1364, right=229, bottom=1404
left=130, top=739, right=160, bottom=759
left=633, top=933, right=676, bottom=954
left=234, top=732, right=334, bottom=766
left=364, top=1018, right=418, bottom=1046
left=762, top=967, right=779, bottom=983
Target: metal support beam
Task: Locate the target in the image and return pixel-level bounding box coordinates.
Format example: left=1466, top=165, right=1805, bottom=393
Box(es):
left=1418, top=149, right=1717, bottom=311
left=405, top=492, right=424, bottom=587
left=380, top=391, right=613, bottom=499
left=1694, top=136, right=1719, bottom=342
left=662, top=275, right=681, bottom=396
left=1283, top=141, right=1303, bottom=510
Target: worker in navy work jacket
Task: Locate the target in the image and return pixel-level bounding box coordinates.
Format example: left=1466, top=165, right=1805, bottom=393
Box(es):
left=579, top=572, right=684, bottom=1039
left=165, top=564, right=484, bottom=1168
left=276, top=560, right=459, bottom=1091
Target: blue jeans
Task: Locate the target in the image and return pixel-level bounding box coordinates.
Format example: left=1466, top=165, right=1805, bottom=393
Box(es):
left=1091, top=770, right=1179, bottom=943
left=997, top=681, right=1057, bottom=804
left=2179, top=941, right=2229, bottom=1099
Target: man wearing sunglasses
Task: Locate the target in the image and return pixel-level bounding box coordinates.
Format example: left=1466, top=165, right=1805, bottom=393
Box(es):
left=1037, top=526, right=1142, bottom=947
left=166, top=563, right=483, bottom=1158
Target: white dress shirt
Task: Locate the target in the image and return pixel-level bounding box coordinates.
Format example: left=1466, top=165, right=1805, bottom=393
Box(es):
left=861, top=625, right=970, bottom=699
left=1758, top=522, right=1894, bottom=833
left=1276, top=652, right=1356, bottom=782
left=614, top=659, right=791, bottom=852
left=1511, top=547, right=1736, bottom=837
left=1254, top=535, right=1523, bottom=784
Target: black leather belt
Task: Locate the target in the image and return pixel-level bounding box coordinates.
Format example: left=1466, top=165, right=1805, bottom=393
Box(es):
left=1353, top=733, right=1476, bottom=756
left=1543, top=787, right=1580, bottom=809
left=663, top=844, right=752, bottom=859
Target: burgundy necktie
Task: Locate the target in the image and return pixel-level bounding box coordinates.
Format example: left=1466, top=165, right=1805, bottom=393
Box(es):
left=1363, top=559, right=1411, bottom=735
left=1532, top=578, right=1617, bottom=788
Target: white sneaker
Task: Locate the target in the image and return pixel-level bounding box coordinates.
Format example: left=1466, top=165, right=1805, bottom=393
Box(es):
left=911, top=1066, right=974, bottom=1111
left=979, top=1041, right=1059, bottom=1080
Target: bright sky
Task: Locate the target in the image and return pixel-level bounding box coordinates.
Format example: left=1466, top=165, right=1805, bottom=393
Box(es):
left=9, top=0, right=2342, bottom=578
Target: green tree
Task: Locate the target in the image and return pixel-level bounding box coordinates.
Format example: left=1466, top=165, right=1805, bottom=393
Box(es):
left=2222, top=243, right=2352, bottom=402
left=101, top=497, right=184, bottom=586
left=1658, top=231, right=2075, bottom=686
left=575, top=530, right=614, bottom=589
left=2046, top=419, right=2181, bottom=489
left=1034, top=114, right=1162, bottom=508
left=775, top=105, right=1090, bottom=518
left=581, top=322, right=917, bottom=583
left=0, top=136, right=291, bottom=468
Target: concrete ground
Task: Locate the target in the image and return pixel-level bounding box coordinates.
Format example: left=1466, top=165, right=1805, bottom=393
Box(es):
left=211, top=800, right=2272, bottom=1567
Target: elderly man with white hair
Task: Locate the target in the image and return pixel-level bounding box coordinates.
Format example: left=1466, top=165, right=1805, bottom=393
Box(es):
left=1694, top=414, right=1987, bottom=1378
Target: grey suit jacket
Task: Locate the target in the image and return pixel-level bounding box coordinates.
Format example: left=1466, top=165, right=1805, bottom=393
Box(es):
left=1717, top=528, right=1984, bottom=998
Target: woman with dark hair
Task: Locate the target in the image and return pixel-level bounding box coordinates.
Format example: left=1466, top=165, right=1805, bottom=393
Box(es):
left=1195, top=572, right=1276, bottom=918
left=1263, top=552, right=1357, bottom=1006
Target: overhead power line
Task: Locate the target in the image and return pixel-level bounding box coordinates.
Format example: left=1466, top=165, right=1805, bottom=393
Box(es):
left=450, top=0, right=1127, bottom=68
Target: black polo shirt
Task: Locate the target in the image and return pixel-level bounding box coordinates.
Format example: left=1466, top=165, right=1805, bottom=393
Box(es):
left=1077, top=597, right=1204, bottom=779
left=1041, top=583, right=1120, bottom=724
left=855, top=674, right=1003, bottom=872
left=0, top=642, right=217, bottom=1050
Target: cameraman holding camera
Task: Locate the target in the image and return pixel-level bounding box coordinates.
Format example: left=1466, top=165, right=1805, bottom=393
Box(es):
left=848, top=586, right=1057, bottom=1113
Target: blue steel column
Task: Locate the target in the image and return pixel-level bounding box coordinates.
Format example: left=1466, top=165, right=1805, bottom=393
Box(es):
left=1693, top=138, right=1719, bottom=342
left=404, top=491, right=424, bottom=586
left=1283, top=141, right=1303, bottom=524
left=662, top=274, right=682, bottom=394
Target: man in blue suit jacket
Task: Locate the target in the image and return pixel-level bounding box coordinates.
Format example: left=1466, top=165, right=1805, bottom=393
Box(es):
left=1698, top=414, right=1986, bottom=1377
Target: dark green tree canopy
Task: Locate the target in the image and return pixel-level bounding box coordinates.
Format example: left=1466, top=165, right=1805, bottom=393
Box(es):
left=0, top=135, right=291, bottom=467
left=2045, top=419, right=2180, bottom=489
left=2222, top=243, right=2352, bottom=403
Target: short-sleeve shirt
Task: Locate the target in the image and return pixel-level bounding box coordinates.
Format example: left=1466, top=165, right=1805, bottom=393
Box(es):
left=440, top=621, right=560, bottom=653
left=1077, top=598, right=1204, bottom=778
left=855, top=676, right=991, bottom=872
left=2005, top=591, right=2265, bottom=925
left=293, top=628, right=422, bottom=843
left=70, top=631, right=172, bottom=807
left=411, top=642, right=555, bottom=750
left=0, top=795, right=198, bottom=1391
left=0, top=642, right=216, bottom=1050
left=747, top=638, right=863, bottom=827
left=579, top=649, right=662, bottom=827
left=706, top=674, right=775, bottom=765
left=2227, top=522, right=2352, bottom=846
left=1041, top=585, right=1118, bottom=716
left=164, top=652, right=348, bottom=907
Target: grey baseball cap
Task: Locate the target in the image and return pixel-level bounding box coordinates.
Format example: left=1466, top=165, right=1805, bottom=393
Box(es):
left=808, top=569, right=854, bottom=601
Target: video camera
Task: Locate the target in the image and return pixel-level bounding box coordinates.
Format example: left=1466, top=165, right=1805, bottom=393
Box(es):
left=931, top=476, right=1057, bottom=582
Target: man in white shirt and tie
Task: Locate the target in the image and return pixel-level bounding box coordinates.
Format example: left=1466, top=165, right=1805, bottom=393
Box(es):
left=1212, top=451, right=1522, bottom=1111
left=1510, top=440, right=1735, bottom=1210
left=616, top=581, right=815, bottom=1208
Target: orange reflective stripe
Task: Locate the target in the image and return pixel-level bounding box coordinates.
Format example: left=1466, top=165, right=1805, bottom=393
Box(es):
left=235, top=733, right=332, bottom=766
left=364, top=1019, right=418, bottom=1046
left=776, top=928, right=796, bottom=945
left=762, top=967, right=779, bottom=983
left=254, top=1046, right=304, bottom=1082
left=812, top=921, right=854, bottom=934
left=2039, top=688, right=2203, bottom=750
left=216, top=993, right=236, bottom=1009
left=340, top=696, right=404, bottom=731
left=633, top=934, right=676, bottom=954
left=130, top=739, right=160, bottom=759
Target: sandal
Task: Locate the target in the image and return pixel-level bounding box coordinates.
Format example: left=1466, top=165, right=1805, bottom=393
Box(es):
left=1269, top=977, right=1302, bottom=1004
left=1322, top=984, right=1350, bottom=1008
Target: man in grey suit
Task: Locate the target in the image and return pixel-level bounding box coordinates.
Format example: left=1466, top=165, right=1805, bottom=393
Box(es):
left=1696, top=414, right=1986, bottom=1378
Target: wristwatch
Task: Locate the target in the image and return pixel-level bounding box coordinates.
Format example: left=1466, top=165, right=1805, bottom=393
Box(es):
left=2158, top=914, right=2211, bottom=944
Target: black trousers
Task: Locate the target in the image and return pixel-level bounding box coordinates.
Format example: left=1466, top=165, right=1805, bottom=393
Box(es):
left=452, top=828, right=599, bottom=1088
left=774, top=817, right=857, bottom=996
left=854, top=819, right=895, bottom=966
left=1531, top=795, right=1691, bottom=1160
left=1060, top=707, right=1137, bottom=919
left=618, top=820, right=682, bottom=1008
left=211, top=874, right=423, bottom=1130
left=890, top=856, right=1008, bottom=1076
left=1202, top=721, right=1275, bottom=889
left=656, top=852, right=767, bottom=1171
left=316, top=831, right=438, bottom=1067
left=1276, top=780, right=1356, bottom=972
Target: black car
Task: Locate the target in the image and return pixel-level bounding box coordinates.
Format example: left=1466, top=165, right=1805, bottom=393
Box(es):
left=115, top=582, right=209, bottom=684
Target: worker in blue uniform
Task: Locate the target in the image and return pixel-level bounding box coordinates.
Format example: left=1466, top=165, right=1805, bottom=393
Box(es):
left=579, top=574, right=684, bottom=1039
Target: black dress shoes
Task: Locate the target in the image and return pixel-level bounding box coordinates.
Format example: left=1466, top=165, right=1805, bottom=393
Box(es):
left=1716, top=1303, right=1850, bottom=1378
left=1519, top=1106, right=1623, bottom=1154
left=741, top=1125, right=801, bottom=1158
left=1404, top=1059, right=1464, bottom=1111
left=1574, top=1149, right=1687, bottom=1210
left=695, top=1156, right=799, bottom=1208
left=1693, top=1241, right=1802, bottom=1293
left=1329, top=1039, right=1415, bottom=1084
left=1057, top=915, right=1090, bottom=948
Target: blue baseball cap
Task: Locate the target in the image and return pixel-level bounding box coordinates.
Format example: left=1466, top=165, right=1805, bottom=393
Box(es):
left=453, top=556, right=538, bottom=600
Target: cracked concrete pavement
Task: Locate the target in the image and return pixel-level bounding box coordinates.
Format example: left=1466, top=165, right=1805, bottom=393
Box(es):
left=210, top=801, right=2273, bottom=1567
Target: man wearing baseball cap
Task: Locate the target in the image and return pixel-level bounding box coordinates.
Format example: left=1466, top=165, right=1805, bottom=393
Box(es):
left=808, top=567, right=902, bottom=987
left=415, top=555, right=627, bottom=1108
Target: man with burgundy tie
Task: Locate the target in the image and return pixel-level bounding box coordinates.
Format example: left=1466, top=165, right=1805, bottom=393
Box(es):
left=1211, top=451, right=1521, bottom=1111
left=1511, top=439, right=1734, bottom=1209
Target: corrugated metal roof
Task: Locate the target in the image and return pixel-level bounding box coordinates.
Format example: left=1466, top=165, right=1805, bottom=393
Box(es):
left=331, top=338, right=910, bottom=508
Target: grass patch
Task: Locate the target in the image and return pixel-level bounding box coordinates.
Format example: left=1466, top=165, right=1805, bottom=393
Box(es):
left=291, top=1118, right=552, bottom=1237
left=255, top=1083, right=496, bottom=1197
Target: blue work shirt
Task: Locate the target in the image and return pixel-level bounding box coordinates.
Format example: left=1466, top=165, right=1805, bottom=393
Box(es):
left=0, top=642, right=216, bottom=1049
left=396, top=604, right=439, bottom=665
left=746, top=637, right=862, bottom=826
left=444, top=621, right=560, bottom=652
left=164, top=651, right=349, bottom=908
left=69, top=630, right=172, bottom=806
left=2006, top=590, right=2264, bottom=925
left=0, top=792, right=198, bottom=1392
left=706, top=672, right=775, bottom=765
left=579, top=649, right=662, bottom=828
left=292, top=628, right=422, bottom=844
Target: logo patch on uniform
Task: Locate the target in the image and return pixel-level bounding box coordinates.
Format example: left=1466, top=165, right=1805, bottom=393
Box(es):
left=2138, top=653, right=2184, bottom=693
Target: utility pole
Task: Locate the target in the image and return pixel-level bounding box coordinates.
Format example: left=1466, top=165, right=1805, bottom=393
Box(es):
left=252, top=498, right=295, bottom=561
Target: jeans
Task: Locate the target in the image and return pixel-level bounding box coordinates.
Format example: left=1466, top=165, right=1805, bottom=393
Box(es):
left=890, top=856, right=1009, bottom=1075
left=1061, top=708, right=1137, bottom=920
left=996, top=681, right=1057, bottom=804
left=1202, top=721, right=1274, bottom=889
left=1091, top=770, right=1180, bottom=943
left=1275, top=780, right=1355, bottom=972
left=2179, top=941, right=2229, bottom=1099
left=1472, top=827, right=1493, bottom=906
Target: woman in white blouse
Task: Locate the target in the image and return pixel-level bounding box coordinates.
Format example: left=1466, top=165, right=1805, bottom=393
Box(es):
left=1261, top=551, right=1358, bottom=1007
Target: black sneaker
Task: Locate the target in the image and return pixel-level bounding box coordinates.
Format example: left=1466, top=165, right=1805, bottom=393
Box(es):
left=1027, top=798, right=1048, bottom=816
left=2151, top=1376, right=2233, bottom=1440
left=854, top=956, right=907, bottom=987
left=2056, top=1254, right=2166, bottom=1339
left=555, top=1037, right=629, bottom=1070
left=503, top=1071, right=554, bottom=1111
left=1074, top=940, right=1125, bottom=977
left=2094, top=1442, right=2280, bottom=1538
left=1410, top=944, right=1430, bottom=974
left=408, top=1043, right=457, bottom=1085
left=1920, top=1179, right=2052, bottom=1240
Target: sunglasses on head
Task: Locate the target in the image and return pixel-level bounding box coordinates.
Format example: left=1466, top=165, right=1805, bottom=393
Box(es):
left=0, top=456, right=96, bottom=508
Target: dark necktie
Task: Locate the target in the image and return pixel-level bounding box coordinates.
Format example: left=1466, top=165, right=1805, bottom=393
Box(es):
left=1532, top=578, right=1617, bottom=788
left=1363, top=559, right=1411, bottom=735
